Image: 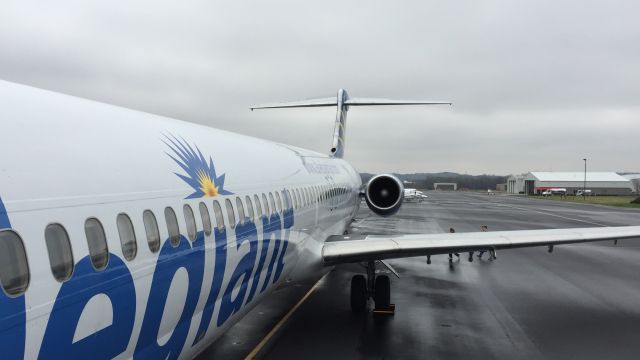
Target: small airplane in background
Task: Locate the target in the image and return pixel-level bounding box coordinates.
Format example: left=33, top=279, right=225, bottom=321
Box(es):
left=1, top=82, right=640, bottom=359
left=404, top=188, right=428, bottom=202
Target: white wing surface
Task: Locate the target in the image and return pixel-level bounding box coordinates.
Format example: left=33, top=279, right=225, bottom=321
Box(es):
left=323, top=226, right=640, bottom=265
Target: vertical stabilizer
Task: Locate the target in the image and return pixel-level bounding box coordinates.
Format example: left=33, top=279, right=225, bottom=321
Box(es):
left=330, top=89, right=349, bottom=158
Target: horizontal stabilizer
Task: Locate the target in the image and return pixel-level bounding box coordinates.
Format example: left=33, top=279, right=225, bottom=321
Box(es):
left=250, top=97, right=451, bottom=110
left=345, top=98, right=452, bottom=106
left=250, top=97, right=336, bottom=110
left=250, top=89, right=452, bottom=158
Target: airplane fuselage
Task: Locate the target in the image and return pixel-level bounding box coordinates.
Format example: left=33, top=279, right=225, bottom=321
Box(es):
left=0, top=81, right=362, bottom=359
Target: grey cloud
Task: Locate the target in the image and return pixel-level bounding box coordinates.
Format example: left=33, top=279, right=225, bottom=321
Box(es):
left=0, top=0, right=638, bottom=174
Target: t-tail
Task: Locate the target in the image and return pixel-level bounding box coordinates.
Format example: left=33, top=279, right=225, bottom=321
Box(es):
left=251, top=89, right=452, bottom=158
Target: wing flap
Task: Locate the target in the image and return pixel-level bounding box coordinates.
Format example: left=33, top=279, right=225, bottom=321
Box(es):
left=323, top=226, right=640, bottom=265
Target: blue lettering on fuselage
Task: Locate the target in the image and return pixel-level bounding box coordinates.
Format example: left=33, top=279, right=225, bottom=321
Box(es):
left=260, top=213, right=283, bottom=293
left=192, top=226, right=228, bottom=345
left=40, top=255, right=136, bottom=359
left=217, top=219, right=258, bottom=326
left=0, top=197, right=26, bottom=360
left=134, top=232, right=206, bottom=359
left=275, top=207, right=294, bottom=283
left=245, top=215, right=272, bottom=305
left=1, top=200, right=293, bottom=359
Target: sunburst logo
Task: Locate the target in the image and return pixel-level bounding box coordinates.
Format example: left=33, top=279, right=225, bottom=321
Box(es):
left=164, top=135, right=232, bottom=199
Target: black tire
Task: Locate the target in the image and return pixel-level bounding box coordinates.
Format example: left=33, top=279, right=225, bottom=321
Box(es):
left=350, top=275, right=367, bottom=312
left=374, top=275, right=390, bottom=309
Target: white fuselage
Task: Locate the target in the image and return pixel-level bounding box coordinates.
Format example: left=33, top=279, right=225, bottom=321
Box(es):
left=0, top=81, right=362, bottom=359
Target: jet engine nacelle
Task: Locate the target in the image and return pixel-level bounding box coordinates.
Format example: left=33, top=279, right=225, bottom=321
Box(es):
left=364, top=174, right=404, bottom=216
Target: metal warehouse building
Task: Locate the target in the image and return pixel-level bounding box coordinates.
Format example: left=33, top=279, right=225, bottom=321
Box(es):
left=622, top=174, right=640, bottom=193
left=507, top=174, right=526, bottom=194
left=524, top=172, right=632, bottom=195
left=508, top=172, right=632, bottom=195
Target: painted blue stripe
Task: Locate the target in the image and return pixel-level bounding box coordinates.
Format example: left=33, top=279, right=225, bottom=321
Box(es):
left=0, top=197, right=10, bottom=228
left=0, top=196, right=25, bottom=360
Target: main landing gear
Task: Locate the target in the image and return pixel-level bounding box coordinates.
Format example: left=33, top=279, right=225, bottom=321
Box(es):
left=350, top=261, right=395, bottom=314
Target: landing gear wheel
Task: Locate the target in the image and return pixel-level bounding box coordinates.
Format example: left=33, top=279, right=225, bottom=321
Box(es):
left=374, top=275, right=390, bottom=309
left=350, top=275, right=367, bottom=312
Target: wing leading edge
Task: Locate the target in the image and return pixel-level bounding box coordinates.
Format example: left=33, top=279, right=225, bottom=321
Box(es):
left=323, top=226, right=640, bottom=265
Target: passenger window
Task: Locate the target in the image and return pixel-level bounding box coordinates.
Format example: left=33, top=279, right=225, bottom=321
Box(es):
left=292, top=189, right=298, bottom=208
left=45, top=224, right=74, bottom=282
left=268, top=193, right=276, bottom=215
left=117, top=214, right=137, bottom=261
left=165, top=207, right=181, bottom=247
left=275, top=192, right=282, bottom=213
left=212, top=200, right=225, bottom=230
left=85, top=218, right=109, bottom=271
left=286, top=190, right=293, bottom=209
left=143, top=210, right=161, bottom=253
left=291, top=189, right=297, bottom=209
left=245, top=196, right=255, bottom=220
left=254, top=195, right=263, bottom=218
left=281, top=190, right=288, bottom=210
left=199, top=202, right=212, bottom=236
left=225, top=199, right=236, bottom=228
left=262, top=193, right=270, bottom=215
left=0, top=230, right=29, bottom=296
left=184, top=204, right=197, bottom=241
left=299, top=189, right=304, bottom=207
left=236, top=197, right=245, bottom=224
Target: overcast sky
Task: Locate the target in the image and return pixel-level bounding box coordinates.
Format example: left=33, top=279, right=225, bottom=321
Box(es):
left=1, top=1, right=638, bottom=175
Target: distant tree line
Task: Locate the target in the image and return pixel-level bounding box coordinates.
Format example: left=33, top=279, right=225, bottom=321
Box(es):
left=360, top=172, right=508, bottom=190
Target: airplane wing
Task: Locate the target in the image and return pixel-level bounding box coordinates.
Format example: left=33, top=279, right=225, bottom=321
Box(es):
left=323, top=226, right=640, bottom=265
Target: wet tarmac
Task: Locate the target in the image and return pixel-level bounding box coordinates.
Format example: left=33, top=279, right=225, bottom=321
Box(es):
left=197, top=192, right=640, bottom=360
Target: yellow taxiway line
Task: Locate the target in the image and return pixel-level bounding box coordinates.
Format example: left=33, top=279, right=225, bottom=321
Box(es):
left=244, top=273, right=328, bottom=359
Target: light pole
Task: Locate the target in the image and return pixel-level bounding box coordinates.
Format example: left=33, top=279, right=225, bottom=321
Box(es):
left=583, top=158, right=587, bottom=198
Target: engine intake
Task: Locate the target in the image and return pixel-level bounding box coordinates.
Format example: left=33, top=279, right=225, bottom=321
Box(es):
left=364, top=174, right=404, bottom=216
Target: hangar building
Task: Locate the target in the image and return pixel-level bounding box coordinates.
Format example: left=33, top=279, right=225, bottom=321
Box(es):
left=433, top=183, right=457, bottom=191
left=507, top=174, right=526, bottom=194
left=622, top=174, right=640, bottom=193
left=519, top=172, right=632, bottom=195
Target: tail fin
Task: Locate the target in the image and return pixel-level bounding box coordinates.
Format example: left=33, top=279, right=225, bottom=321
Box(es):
left=251, top=89, right=451, bottom=158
